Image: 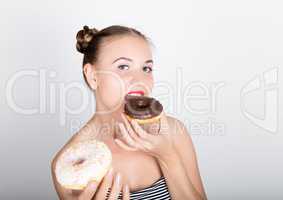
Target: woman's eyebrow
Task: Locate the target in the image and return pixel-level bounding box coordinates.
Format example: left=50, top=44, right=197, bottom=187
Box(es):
left=112, top=57, right=132, bottom=63
left=112, top=57, right=153, bottom=64
left=145, top=59, right=153, bottom=64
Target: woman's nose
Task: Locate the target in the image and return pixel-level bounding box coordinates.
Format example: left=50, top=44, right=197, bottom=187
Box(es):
left=126, top=76, right=150, bottom=92
left=125, top=73, right=142, bottom=84
left=124, top=75, right=134, bottom=84
left=124, top=75, right=142, bottom=89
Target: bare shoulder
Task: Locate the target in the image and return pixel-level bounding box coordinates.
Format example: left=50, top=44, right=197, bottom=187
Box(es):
left=165, top=114, right=207, bottom=199
left=166, top=114, right=189, bottom=138
left=165, top=114, right=195, bottom=158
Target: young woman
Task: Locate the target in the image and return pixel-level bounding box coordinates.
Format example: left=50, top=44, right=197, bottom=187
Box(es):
left=51, top=25, right=207, bottom=200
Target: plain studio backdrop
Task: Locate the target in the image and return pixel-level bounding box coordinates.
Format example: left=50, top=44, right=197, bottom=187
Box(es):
left=0, top=0, right=282, bottom=199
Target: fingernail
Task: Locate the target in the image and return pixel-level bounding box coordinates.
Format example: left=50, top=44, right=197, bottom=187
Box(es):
left=125, top=184, right=129, bottom=193
left=90, top=181, right=97, bottom=189
left=115, top=173, right=121, bottom=185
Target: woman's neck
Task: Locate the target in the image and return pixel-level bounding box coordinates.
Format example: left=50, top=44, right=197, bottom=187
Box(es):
left=87, top=109, right=123, bottom=142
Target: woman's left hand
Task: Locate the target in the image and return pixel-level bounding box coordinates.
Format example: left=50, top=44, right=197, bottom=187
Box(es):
left=114, top=111, right=176, bottom=160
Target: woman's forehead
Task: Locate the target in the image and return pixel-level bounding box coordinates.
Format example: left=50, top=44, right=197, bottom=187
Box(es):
left=98, top=35, right=152, bottom=63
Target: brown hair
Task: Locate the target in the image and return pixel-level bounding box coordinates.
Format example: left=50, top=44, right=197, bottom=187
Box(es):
left=75, top=25, right=151, bottom=88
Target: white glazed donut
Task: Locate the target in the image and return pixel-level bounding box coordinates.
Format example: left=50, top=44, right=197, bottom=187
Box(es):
left=55, top=139, right=112, bottom=190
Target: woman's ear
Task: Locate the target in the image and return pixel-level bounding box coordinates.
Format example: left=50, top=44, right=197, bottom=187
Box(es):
left=83, top=63, right=98, bottom=90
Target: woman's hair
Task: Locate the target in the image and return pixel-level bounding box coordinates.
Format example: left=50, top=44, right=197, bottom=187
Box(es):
left=75, top=25, right=150, bottom=88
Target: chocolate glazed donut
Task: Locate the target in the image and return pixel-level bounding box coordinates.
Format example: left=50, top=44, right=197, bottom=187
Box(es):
left=123, top=95, right=163, bottom=134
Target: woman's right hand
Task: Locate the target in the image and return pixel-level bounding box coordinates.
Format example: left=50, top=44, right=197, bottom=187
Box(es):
left=74, top=168, right=130, bottom=200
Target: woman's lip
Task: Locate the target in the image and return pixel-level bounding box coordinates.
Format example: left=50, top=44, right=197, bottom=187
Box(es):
left=127, top=90, right=144, bottom=95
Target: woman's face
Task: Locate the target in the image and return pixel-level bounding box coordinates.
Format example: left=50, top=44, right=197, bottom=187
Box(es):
left=93, top=35, right=154, bottom=114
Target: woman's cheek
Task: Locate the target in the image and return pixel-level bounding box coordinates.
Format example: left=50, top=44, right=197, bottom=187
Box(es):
left=98, top=75, right=126, bottom=110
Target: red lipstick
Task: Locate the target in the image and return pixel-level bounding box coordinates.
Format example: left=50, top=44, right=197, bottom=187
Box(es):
left=127, top=90, right=145, bottom=95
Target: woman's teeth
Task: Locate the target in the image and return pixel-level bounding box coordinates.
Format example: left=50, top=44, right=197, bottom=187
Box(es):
left=128, top=93, right=142, bottom=96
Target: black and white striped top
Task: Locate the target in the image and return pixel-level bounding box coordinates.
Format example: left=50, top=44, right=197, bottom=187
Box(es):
left=106, top=176, right=171, bottom=200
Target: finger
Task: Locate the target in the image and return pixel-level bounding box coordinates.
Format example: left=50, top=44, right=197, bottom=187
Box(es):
left=121, top=113, right=151, bottom=145
left=120, top=122, right=149, bottom=150
left=157, top=111, right=169, bottom=134
left=130, top=119, right=153, bottom=141
left=118, top=123, right=139, bottom=149
left=122, top=184, right=130, bottom=200
left=116, top=137, right=152, bottom=152
left=78, top=180, right=98, bottom=200
left=108, top=172, right=123, bottom=200
left=149, top=121, right=161, bottom=135
left=121, top=113, right=147, bottom=141
left=94, top=167, right=114, bottom=200
left=114, top=138, right=138, bottom=151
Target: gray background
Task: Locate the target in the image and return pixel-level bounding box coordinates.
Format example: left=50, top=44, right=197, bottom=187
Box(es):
left=1, top=0, right=282, bottom=199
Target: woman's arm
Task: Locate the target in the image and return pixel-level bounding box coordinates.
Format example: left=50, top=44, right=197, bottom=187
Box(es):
left=156, top=148, right=205, bottom=200
left=156, top=117, right=207, bottom=200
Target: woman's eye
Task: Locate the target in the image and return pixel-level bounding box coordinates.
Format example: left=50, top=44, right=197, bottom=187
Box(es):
left=118, top=65, right=129, bottom=70
left=143, top=66, right=153, bottom=73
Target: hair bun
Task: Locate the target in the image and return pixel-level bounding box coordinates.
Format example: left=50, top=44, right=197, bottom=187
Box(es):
left=76, top=25, right=99, bottom=54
